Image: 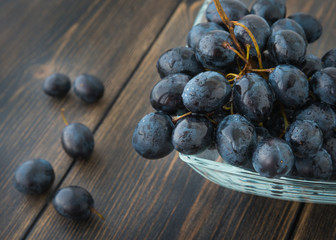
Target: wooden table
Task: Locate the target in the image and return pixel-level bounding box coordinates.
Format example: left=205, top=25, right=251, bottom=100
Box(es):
left=0, top=0, right=336, bottom=239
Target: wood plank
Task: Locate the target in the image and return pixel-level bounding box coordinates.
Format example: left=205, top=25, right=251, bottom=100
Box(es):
left=292, top=204, right=336, bottom=240
left=26, top=0, right=303, bottom=239
left=0, top=0, right=181, bottom=239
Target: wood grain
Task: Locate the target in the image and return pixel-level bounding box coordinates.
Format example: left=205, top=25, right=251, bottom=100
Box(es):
left=26, top=0, right=301, bottom=239
left=0, top=0, right=181, bottom=239
left=292, top=204, right=336, bottom=240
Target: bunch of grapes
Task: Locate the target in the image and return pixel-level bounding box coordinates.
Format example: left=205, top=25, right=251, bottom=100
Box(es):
left=132, top=0, right=336, bottom=180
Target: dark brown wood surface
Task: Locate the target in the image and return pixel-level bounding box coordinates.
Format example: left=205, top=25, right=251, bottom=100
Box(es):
left=0, top=0, right=335, bottom=239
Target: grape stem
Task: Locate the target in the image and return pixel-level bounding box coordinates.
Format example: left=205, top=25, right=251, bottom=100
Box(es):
left=250, top=68, right=275, bottom=73
left=222, top=42, right=248, bottom=64
left=90, top=208, right=105, bottom=220
left=226, top=73, right=239, bottom=79
left=246, top=44, right=251, bottom=61
left=205, top=115, right=218, bottom=125
left=230, top=102, right=234, bottom=115
left=223, top=105, right=231, bottom=111
left=172, top=112, right=192, bottom=124
left=213, top=0, right=272, bottom=80
left=61, top=108, right=69, bottom=126
left=213, top=0, right=246, bottom=58
left=232, top=21, right=264, bottom=70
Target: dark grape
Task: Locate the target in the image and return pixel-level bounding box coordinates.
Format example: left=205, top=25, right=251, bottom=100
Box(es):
left=43, top=73, right=71, bottom=98
left=53, top=186, right=94, bottom=220
left=271, top=18, right=307, bottom=42
left=234, top=14, right=271, bottom=57
left=295, top=149, right=333, bottom=179
left=195, top=30, right=236, bottom=71
left=233, top=73, right=275, bottom=122
left=288, top=12, right=322, bottom=43
left=310, top=67, right=336, bottom=105
left=267, top=30, right=307, bottom=65
left=206, top=0, right=249, bottom=27
left=156, top=47, right=203, bottom=78
left=268, top=64, right=309, bottom=108
left=216, top=114, right=256, bottom=166
left=298, top=54, right=323, bottom=77
left=250, top=0, right=286, bottom=26
left=73, top=74, right=104, bottom=103
left=322, top=48, right=336, bottom=68
left=62, top=123, right=94, bottom=159
left=187, top=22, right=225, bottom=50
left=285, top=120, right=323, bottom=157
left=14, top=159, right=55, bottom=195
left=182, top=71, right=231, bottom=114
left=295, top=103, right=336, bottom=138
left=252, top=137, right=294, bottom=178
left=150, top=73, right=190, bottom=114
left=132, top=112, right=174, bottom=159
left=172, top=115, right=214, bottom=155
left=323, top=135, right=336, bottom=172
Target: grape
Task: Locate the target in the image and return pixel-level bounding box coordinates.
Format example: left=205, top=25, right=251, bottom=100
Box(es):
left=172, top=115, right=214, bottom=155
left=187, top=22, right=225, bottom=50
left=14, top=159, right=55, bottom=195
left=132, top=112, right=174, bottom=159
left=295, top=149, right=333, bottom=179
left=206, top=0, right=249, bottom=27
left=268, top=64, right=309, bottom=108
left=310, top=67, right=336, bottom=105
left=267, top=30, right=307, bottom=65
left=288, top=12, right=323, bottom=43
left=252, top=137, right=294, bottom=178
left=216, top=114, right=256, bottom=166
left=150, top=73, right=191, bottom=114
left=182, top=71, right=231, bottom=114
left=73, top=74, right=104, bottom=103
left=250, top=0, right=286, bottom=26
left=43, top=73, right=71, bottom=98
left=234, top=14, right=271, bottom=57
left=298, top=54, right=323, bottom=77
left=271, top=18, right=307, bottom=43
left=233, top=73, right=275, bottom=122
left=322, top=48, right=336, bottom=68
left=53, top=186, right=94, bottom=220
left=295, top=103, right=336, bottom=138
left=323, top=135, right=336, bottom=171
left=62, top=123, right=95, bottom=159
left=156, top=47, right=203, bottom=78
left=285, top=120, right=323, bottom=157
left=195, top=30, right=236, bottom=71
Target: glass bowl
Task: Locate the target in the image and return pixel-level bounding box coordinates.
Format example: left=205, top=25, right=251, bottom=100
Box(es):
left=179, top=0, right=336, bottom=204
